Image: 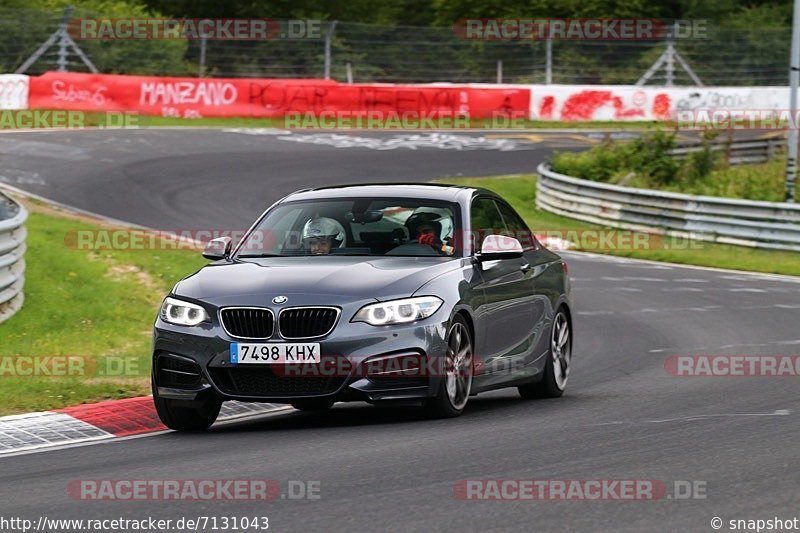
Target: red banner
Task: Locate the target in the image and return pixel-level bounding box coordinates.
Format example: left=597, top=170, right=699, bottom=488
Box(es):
left=28, top=72, right=529, bottom=119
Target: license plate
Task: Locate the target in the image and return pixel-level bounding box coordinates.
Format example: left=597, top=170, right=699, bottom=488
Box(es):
left=230, top=343, right=321, bottom=364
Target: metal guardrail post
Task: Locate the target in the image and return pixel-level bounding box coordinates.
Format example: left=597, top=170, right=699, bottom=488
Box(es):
left=0, top=193, right=28, bottom=324
left=324, top=20, right=338, bottom=80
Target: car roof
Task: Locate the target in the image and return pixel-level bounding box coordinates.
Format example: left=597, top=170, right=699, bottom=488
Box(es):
left=284, top=183, right=497, bottom=203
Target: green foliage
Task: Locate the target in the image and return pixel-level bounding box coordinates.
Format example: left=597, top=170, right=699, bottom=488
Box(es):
left=553, top=130, right=679, bottom=185
left=0, top=0, right=191, bottom=75
left=671, top=157, right=786, bottom=202
left=626, top=130, right=679, bottom=185
left=679, top=130, right=720, bottom=183
left=552, top=129, right=786, bottom=201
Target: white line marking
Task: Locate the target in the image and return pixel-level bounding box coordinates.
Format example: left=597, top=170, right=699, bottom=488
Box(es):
left=589, top=410, right=791, bottom=427
left=729, top=288, right=767, bottom=293
left=561, top=250, right=800, bottom=282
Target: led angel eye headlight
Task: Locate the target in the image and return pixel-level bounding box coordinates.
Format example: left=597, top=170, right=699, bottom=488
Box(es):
left=352, top=296, right=443, bottom=326
left=159, top=297, right=209, bottom=326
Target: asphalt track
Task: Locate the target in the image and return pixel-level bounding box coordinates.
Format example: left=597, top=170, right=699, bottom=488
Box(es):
left=0, top=128, right=799, bottom=532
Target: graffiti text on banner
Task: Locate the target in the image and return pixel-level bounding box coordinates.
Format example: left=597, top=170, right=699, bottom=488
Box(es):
left=27, top=72, right=530, bottom=120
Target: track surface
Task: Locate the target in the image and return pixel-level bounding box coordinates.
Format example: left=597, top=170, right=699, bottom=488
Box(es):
left=0, top=129, right=798, bottom=532
left=0, top=128, right=598, bottom=229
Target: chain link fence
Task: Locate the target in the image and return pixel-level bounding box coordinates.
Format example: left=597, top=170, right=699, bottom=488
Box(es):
left=0, top=7, right=792, bottom=86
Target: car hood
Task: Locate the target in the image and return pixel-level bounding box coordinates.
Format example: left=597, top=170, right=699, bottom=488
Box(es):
left=174, top=256, right=463, bottom=305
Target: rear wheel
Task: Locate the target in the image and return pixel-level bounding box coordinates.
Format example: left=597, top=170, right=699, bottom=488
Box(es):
left=291, top=399, right=334, bottom=411
left=519, top=308, right=571, bottom=399
left=424, top=315, right=473, bottom=418
left=152, top=380, right=221, bottom=431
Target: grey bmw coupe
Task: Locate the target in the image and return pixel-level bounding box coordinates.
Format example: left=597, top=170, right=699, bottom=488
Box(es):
left=152, top=184, right=572, bottom=430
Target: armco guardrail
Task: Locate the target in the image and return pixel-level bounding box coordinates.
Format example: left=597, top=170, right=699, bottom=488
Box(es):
left=668, top=137, right=785, bottom=165
left=536, top=162, right=800, bottom=252
left=0, top=192, right=27, bottom=323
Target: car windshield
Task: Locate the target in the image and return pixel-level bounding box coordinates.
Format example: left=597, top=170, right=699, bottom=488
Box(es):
left=236, top=197, right=460, bottom=258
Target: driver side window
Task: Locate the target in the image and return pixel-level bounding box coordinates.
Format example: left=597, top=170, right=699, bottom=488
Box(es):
left=470, top=198, right=506, bottom=252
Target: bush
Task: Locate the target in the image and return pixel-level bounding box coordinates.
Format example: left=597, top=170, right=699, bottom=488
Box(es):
left=626, top=130, right=679, bottom=185
left=679, top=130, right=721, bottom=184
left=550, top=129, right=786, bottom=201
left=552, top=130, right=679, bottom=185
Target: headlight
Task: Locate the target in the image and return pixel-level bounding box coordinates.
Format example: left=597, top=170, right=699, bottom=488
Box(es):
left=159, top=297, right=209, bottom=326
left=352, top=296, right=443, bottom=326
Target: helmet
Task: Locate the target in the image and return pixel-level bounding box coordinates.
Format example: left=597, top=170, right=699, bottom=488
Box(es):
left=405, top=211, right=443, bottom=239
left=302, top=217, right=346, bottom=246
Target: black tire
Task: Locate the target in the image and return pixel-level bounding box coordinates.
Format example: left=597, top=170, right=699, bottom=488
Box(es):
left=424, top=314, right=473, bottom=418
left=153, top=382, right=222, bottom=431
left=519, top=307, right=571, bottom=399
left=291, top=399, right=335, bottom=411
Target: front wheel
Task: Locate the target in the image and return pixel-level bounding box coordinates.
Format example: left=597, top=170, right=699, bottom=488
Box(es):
left=423, top=315, right=473, bottom=418
left=519, top=307, right=571, bottom=399
left=153, top=382, right=222, bottom=431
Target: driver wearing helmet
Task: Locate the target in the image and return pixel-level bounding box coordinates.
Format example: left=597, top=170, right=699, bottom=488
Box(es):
left=405, top=212, right=444, bottom=250
left=302, top=216, right=346, bottom=255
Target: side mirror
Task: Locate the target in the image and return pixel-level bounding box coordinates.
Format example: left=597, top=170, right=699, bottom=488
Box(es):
left=202, top=236, right=232, bottom=260
left=476, top=234, right=524, bottom=261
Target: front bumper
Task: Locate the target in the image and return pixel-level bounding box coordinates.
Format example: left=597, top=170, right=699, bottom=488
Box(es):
left=152, top=312, right=451, bottom=404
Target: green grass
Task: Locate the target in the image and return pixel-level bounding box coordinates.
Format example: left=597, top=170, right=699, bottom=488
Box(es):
left=437, top=175, right=800, bottom=277
left=2, top=110, right=666, bottom=131
left=0, top=200, right=206, bottom=415
left=129, top=116, right=666, bottom=130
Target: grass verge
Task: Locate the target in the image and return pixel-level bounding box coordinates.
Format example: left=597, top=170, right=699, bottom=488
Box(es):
left=128, top=116, right=666, bottom=130
left=0, top=110, right=666, bottom=131
left=0, top=197, right=206, bottom=415
left=437, top=175, right=800, bottom=277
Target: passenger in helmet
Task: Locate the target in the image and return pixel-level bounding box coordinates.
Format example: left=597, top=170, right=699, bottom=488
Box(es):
left=405, top=212, right=443, bottom=250
left=302, top=217, right=346, bottom=255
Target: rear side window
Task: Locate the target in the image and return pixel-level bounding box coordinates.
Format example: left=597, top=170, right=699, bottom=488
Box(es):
left=496, top=201, right=537, bottom=250
left=470, top=197, right=506, bottom=252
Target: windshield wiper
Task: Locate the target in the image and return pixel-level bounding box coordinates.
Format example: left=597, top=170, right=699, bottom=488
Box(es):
left=236, top=253, right=287, bottom=258
left=329, top=252, right=376, bottom=256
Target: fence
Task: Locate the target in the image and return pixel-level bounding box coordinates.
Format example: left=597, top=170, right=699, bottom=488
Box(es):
left=536, top=162, right=800, bottom=252
left=0, top=193, right=28, bottom=324
left=0, top=6, right=792, bottom=86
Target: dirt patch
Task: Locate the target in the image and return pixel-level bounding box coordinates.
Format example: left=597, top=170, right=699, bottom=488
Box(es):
left=105, top=264, right=160, bottom=292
